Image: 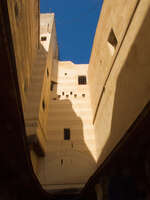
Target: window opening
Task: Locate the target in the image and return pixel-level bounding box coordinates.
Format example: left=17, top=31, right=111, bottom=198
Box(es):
left=42, top=100, right=45, bottom=111
left=107, top=29, right=118, bottom=55
left=78, top=76, right=87, bottom=85
left=64, top=128, right=70, bottom=140
left=50, top=81, right=57, bottom=91
left=41, top=36, right=47, bottom=41
left=47, top=68, right=49, bottom=77
left=61, top=159, right=63, bottom=166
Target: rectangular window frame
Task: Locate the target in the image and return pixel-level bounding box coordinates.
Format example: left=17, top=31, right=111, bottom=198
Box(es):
left=64, top=128, right=70, bottom=140
left=78, top=76, right=87, bottom=85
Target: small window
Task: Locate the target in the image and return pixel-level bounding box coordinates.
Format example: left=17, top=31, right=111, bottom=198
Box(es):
left=64, top=128, right=70, bottom=140
left=64, top=73, right=67, bottom=76
left=70, top=92, right=73, bottom=95
left=42, top=100, right=45, bottom=111
left=47, top=68, right=49, bottom=77
left=82, top=94, right=85, bottom=97
left=78, top=76, right=87, bottom=85
left=61, top=159, right=63, bottom=166
left=62, top=92, right=64, bottom=95
left=58, top=95, right=61, bottom=98
left=66, top=95, right=69, bottom=98
left=107, top=29, right=118, bottom=55
left=41, top=36, right=47, bottom=41
left=50, top=82, right=54, bottom=91
left=74, top=94, right=77, bottom=98
left=50, top=81, right=56, bottom=91
left=52, top=98, right=57, bottom=100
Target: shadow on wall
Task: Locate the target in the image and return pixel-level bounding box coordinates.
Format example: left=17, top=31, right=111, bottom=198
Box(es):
left=39, top=59, right=96, bottom=187
left=95, top=7, right=150, bottom=200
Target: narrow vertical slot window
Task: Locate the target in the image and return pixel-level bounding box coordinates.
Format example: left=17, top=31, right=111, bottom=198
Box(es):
left=64, top=128, right=70, bottom=140
left=107, top=29, right=118, bottom=56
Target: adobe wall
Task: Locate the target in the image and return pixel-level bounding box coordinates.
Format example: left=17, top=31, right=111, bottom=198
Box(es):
left=88, top=0, right=140, bottom=118
left=37, top=61, right=97, bottom=190
left=7, top=0, right=40, bottom=109
left=24, top=13, right=58, bottom=160
left=39, top=14, right=58, bottom=133
left=88, top=0, right=150, bottom=165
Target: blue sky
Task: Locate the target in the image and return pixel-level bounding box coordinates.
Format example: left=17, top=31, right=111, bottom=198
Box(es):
left=40, top=0, right=103, bottom=64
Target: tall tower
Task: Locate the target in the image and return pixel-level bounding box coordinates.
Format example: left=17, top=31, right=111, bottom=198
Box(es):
left=24, top=13, right=58, bottom=173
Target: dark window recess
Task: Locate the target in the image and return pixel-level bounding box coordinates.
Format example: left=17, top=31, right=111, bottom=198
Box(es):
left=70, top=92, right=73, bottom=95
left=64, top=128, right=70, bottom=140
left=50, top=82, right=54, bottom=91
left=78, top=76, right=87, bottom=85
left=50, top=81, right=57, bottom=91
left=62, top=92, right=65, bottom=95
left=108, top=29, right=118, bottom=49
left=61, top=159, right=63, bottom=166
left=47, top=69, right=49, bottom=77
left=82, top=94, right=86, bottom=97
left=74, top=94, right=77, bottom=98
left=41, top=36, right=47, bottom=41
left=42, top=100, right=45, bottom=111
left=66, top=95, right=69, bottom=98
left=65, top=73, right=67, bottom=76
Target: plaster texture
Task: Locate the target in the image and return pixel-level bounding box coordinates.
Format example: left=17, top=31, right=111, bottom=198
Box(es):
left=7, top=0, right=150, bottom=193
left=88, top=0, right=150, bottom=165
left=7, top=0, right=39, bottom=110
left=37, top=61, right=97, bottom=190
